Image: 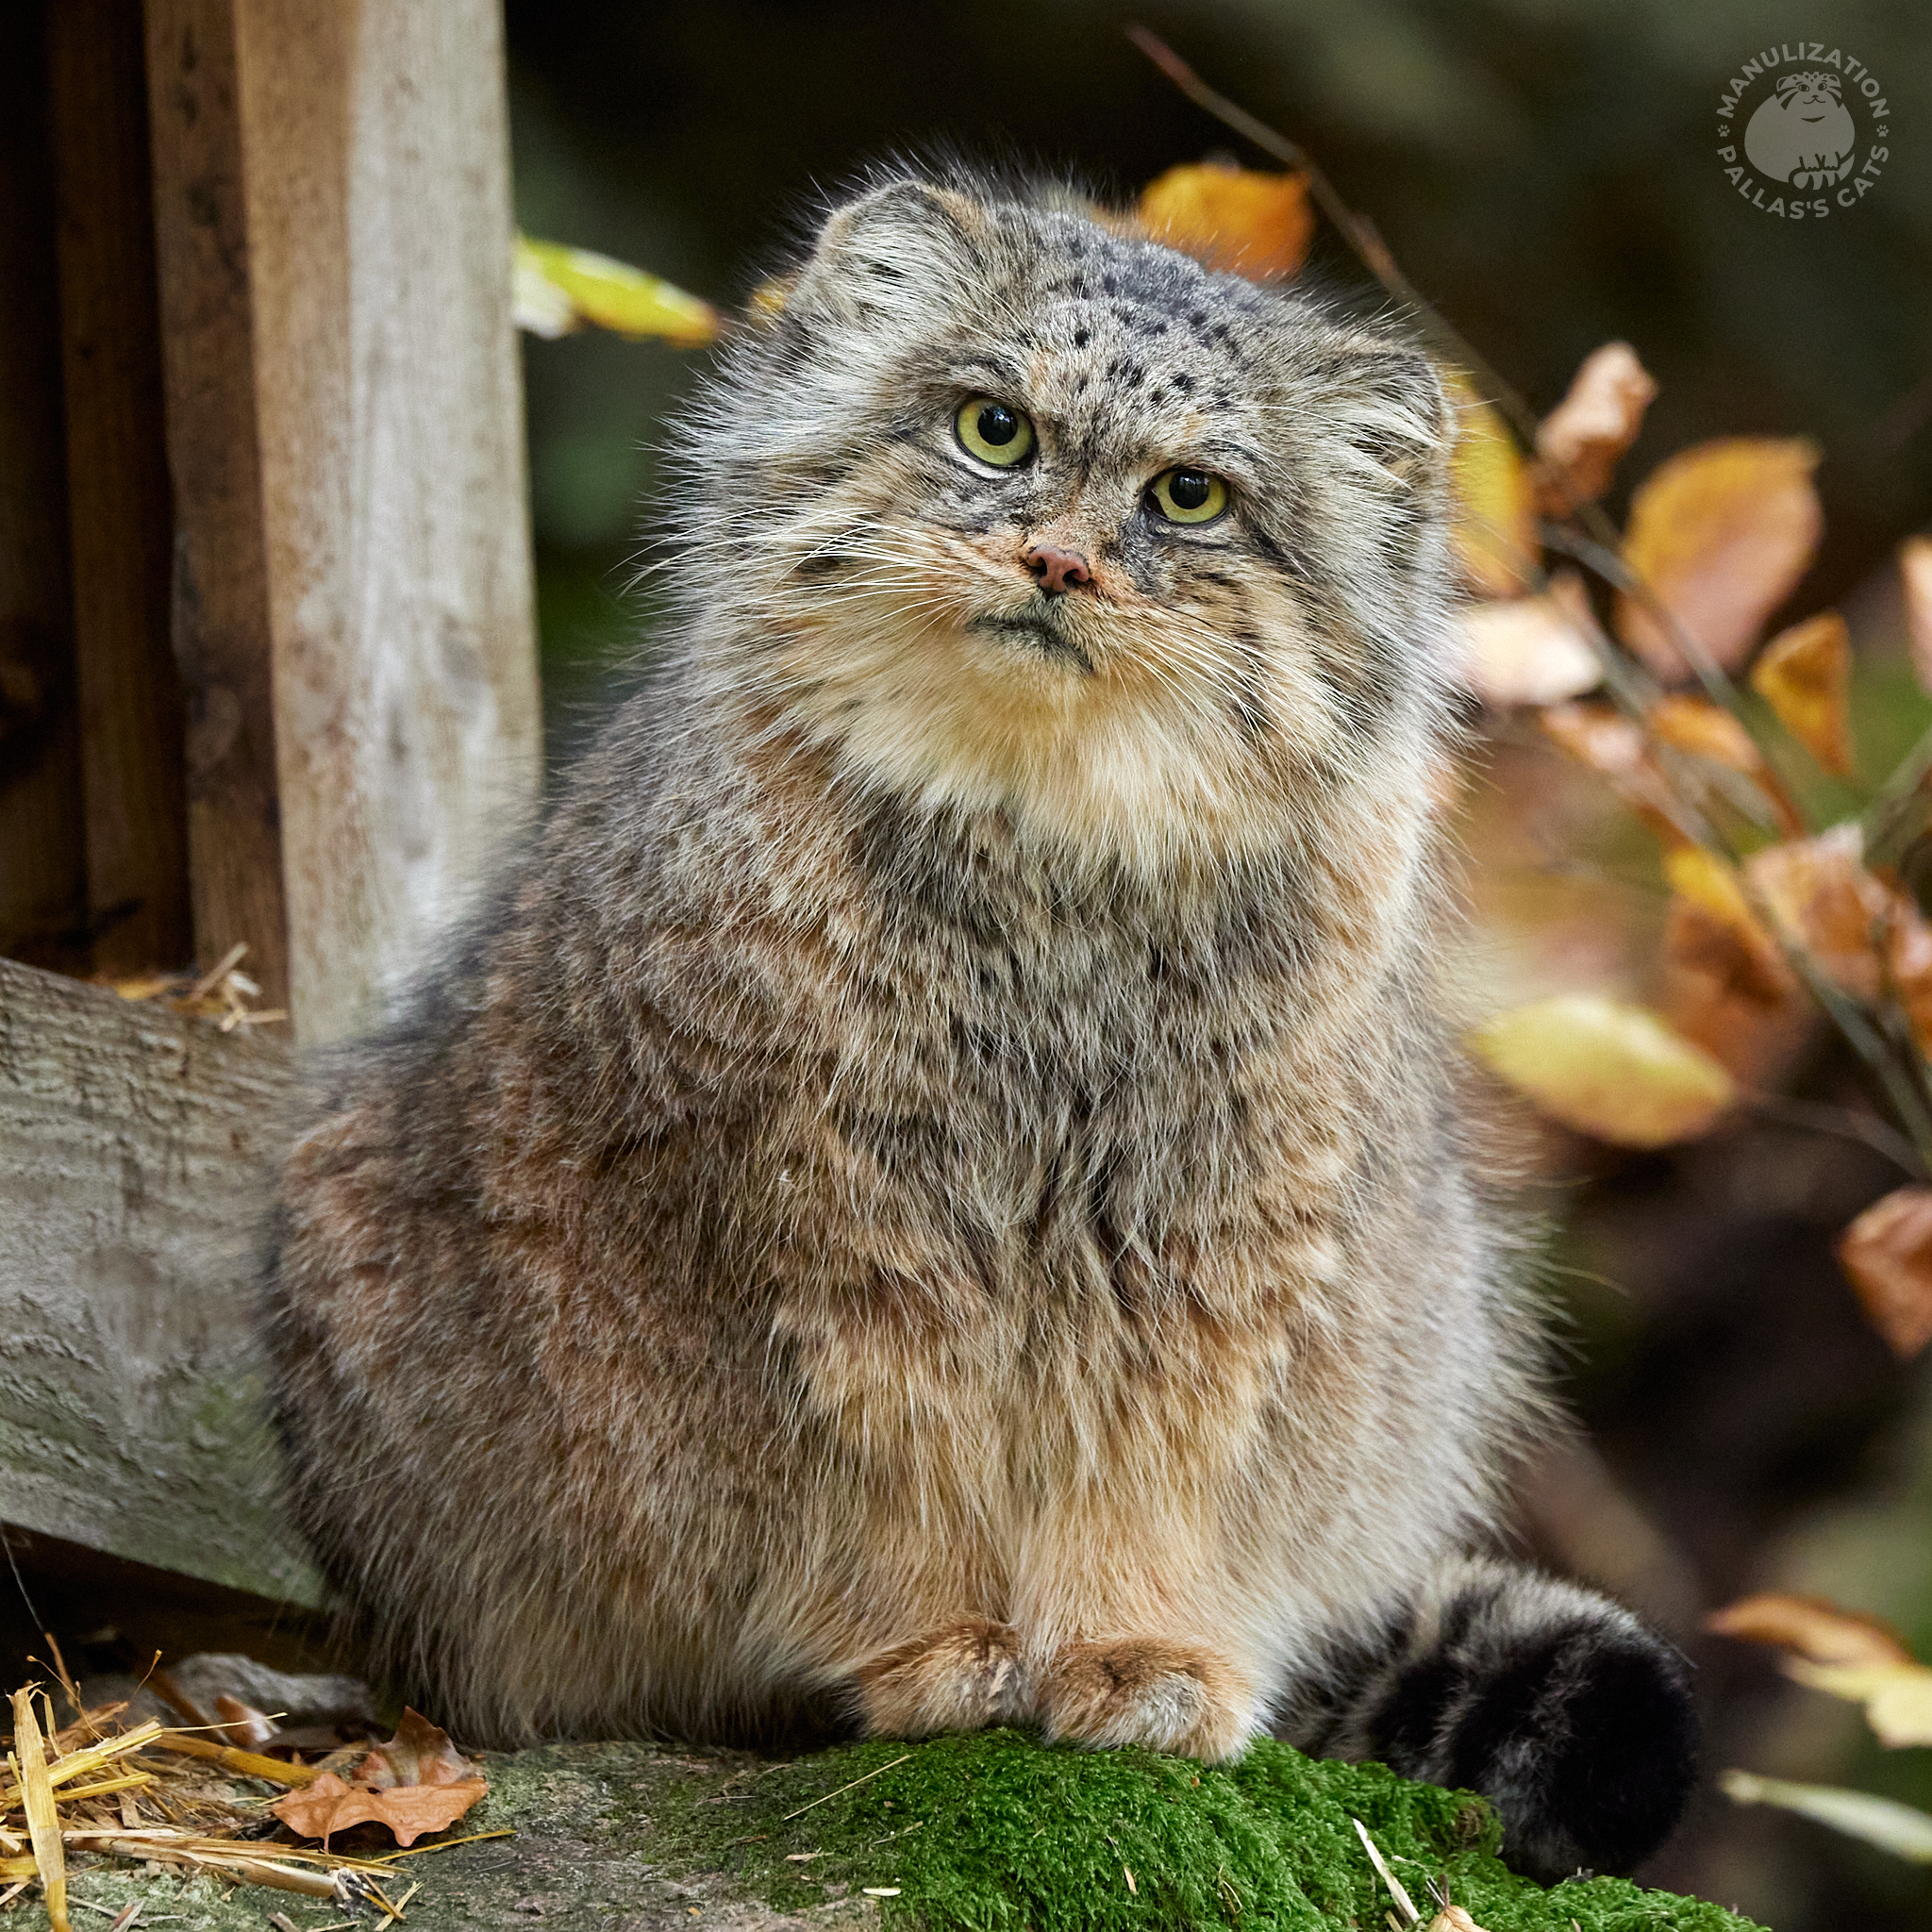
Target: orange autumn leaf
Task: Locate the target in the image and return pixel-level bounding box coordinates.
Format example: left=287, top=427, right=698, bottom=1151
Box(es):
left=1449, top=377, right=1538, bottom=599
left=1838, top=1187, right=1932, bottom=1360
left=1472, top=993, right=1736, bottom=1147
left=1648, top=693, right=1764, bottom=774
left=270, top=1708, right=487, bottom=1847
left=1461, top=569, right=1600, bottom=707
left=1533, top=341, right=1657, bottom=516
left=271, top=1769, right=488, bottom=1848
left=1751, top=610, right=1854, bottom=777
left=1707, top=1591, right=1932, bottom=1748
left=1662, top=848, right=1789, bottom=1002
left=1137, top=162, right=1313, bottom=280
left=1615, top=438, right=1823, bottom=681
left=1899, top=537, right=1932, bottom=698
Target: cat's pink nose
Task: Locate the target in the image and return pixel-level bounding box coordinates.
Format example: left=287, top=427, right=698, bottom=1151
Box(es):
left=1026, top=545, right=1091, bottom=595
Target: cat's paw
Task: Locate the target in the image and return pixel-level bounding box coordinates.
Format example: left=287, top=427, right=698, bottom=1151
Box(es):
left=1040, top=1638, right=1254, bottom=1761
left=854, top=1619, right=1031, bottom=1737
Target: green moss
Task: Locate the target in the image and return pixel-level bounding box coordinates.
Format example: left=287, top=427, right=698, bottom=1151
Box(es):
left=622, top=1729, right=1766, bottom=1932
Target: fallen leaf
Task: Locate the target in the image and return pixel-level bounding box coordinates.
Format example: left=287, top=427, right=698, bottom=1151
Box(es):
left=1460, top=571, right=1600, bottom=707
left=1721, top=1770, right=1932, bottom=1861
left=270, top=1708, right=487, bottom=1847
left=1137, top=162, right=1313, bottom=279
left=1705, top=1592, right=1911, bottom=1668
left=358, top=1708, right=478, bottom=1790
left=1750, top=610, right=1854, bottom=777
left=1838, top=1187, right=1932, bottom=1359
left=270, top=1769, right=488, bottom=1849
left=1472, top=993, right=1737, bottom=1147
left=1449, top=378, right=1538, bottom=599
left=1533, top=341, right=1657, bottom=515
left=1425, top=1910, right=1490, bottom=1932
left=212, top=1695, right=275, bottom=1752
left=1615, top=438, right=1823, bottom=681
left=514, top=235, right=719, bottom=346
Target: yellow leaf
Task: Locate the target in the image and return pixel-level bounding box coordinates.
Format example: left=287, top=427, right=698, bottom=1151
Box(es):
left=1137, top=162, right=1313, bottom=280
left=1459, top=570, right=1600, bottom=707
left=1787, top=1661, right=1932, bottom=1747
left=1903, top=538, right=1932, bottom=697
left=1615, top=438, right=1823, bottom=681
left=513, top=235, right=719, bottom=346
left=1472, top=993, right=1736, bottom=1146
left=1533, top=341, right=1657, bottom=515
left=1721, top=1771, right=1932, bottom=1861
left=1448, top=376, right=1538, bottom=599
left=1838, top=1186, right=1932, bottom=1360
left=1750, top=610, right=1854, bottom=776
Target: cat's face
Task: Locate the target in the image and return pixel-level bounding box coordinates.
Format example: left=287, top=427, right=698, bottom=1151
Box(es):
left=687, top=179, right=1457, bottom=866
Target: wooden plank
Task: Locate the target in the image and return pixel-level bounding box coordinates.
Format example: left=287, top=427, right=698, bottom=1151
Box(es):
left=143, top=0, right=292, bottom=1015
left=0, top=0, right=86, bottom=972
left=0, top=958, right=320, bottom=1607
left=144, top=0, right=544, bottom=1048
left=45, top=0, right=192, bottom=980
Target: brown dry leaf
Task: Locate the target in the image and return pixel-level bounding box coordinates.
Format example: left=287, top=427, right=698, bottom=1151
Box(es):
left=1536, top=701, right=1690, bottom=846
left=1449, top=377, right=1538, bottom=599
left=357, top=1708, right=477, bottom=1790
left=1744, top=823, right=1930, bottom=1008
left=1137, top=161, right=1314, bottom=279
left=1533, top=341, right=1657, bottom=515
left=1615, top=438, right=1823, bottom=681
left=1707, top=1591, right=1932, bottom=1747
left=1472, top=993, right=1737, bottom=1147
left=1838, top=1187, right=1932, bottom=1359
left=1903, top=538, right=1932, bottom=697
left=269, top=1769, right=487, bottom=1849
left=1750, top=610, right=1854, bottom=777
left=1707, top=1591, right=1912, bottom=1667
left=1460, top=570, right=1600, bottom=707
left=270, top=1709, right=486, bottom=1847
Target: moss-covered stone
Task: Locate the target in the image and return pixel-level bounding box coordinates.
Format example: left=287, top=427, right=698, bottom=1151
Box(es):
left=21, top=1731, right=1769, bottom=1931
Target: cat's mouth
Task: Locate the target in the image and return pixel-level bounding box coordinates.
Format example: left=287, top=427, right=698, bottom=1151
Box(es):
left=968, top=610, right=1095, bottom=675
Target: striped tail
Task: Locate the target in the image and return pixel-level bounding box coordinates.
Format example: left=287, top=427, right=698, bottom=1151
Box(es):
left=1285, top=1555, right=1698, bottom=1882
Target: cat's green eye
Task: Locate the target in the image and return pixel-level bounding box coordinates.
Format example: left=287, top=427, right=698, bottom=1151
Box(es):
left=956, top=397, right=1035, bottom=468
left=1149, top=468, right=1229, bottom=525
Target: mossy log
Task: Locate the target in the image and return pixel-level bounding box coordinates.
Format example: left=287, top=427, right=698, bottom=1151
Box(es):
left=25, top=1731, right=1765, bottom=1932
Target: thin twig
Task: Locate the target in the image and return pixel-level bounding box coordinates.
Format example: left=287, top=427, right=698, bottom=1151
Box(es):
left=780, top=1754, right=911, bottom=1822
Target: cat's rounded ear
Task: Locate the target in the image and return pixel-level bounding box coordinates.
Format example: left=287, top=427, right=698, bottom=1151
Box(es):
left=788, top=181, right=985, bottom=327
left=1333, top=342, right=1455, bottom=492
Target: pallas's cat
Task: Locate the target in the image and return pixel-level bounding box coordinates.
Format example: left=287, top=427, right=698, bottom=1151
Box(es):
left=268, top=174, right=1696, bottom=1881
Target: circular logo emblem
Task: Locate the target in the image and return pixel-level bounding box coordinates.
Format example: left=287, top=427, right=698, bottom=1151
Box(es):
left=1717, top=43, right=1890, bottom=216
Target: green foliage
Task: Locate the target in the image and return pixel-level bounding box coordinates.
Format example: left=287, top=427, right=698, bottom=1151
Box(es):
left=636, top=1729, right=1765, bottom=1932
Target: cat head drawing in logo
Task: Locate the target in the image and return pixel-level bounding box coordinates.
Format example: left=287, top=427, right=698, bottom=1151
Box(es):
left=1745, top=72, right=1857, bottom=188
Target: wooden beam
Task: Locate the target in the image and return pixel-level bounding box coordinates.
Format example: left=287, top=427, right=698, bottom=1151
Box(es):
left=0, top=958, right=320, bottom=1608
left=45, top=0, right=192, bottom=980
left=143, top=0, right=292, bottom=1015
left=142, top=0, right=542, bottom=1047
left=0, top=1, right=86, bottom=973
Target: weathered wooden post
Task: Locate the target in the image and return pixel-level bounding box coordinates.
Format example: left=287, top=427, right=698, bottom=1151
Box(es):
left=0, top=0, right=540, bottom=1606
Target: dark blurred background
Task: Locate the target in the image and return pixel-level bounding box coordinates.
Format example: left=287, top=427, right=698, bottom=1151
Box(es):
left=502, top=4, right=1932, bottom=1926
